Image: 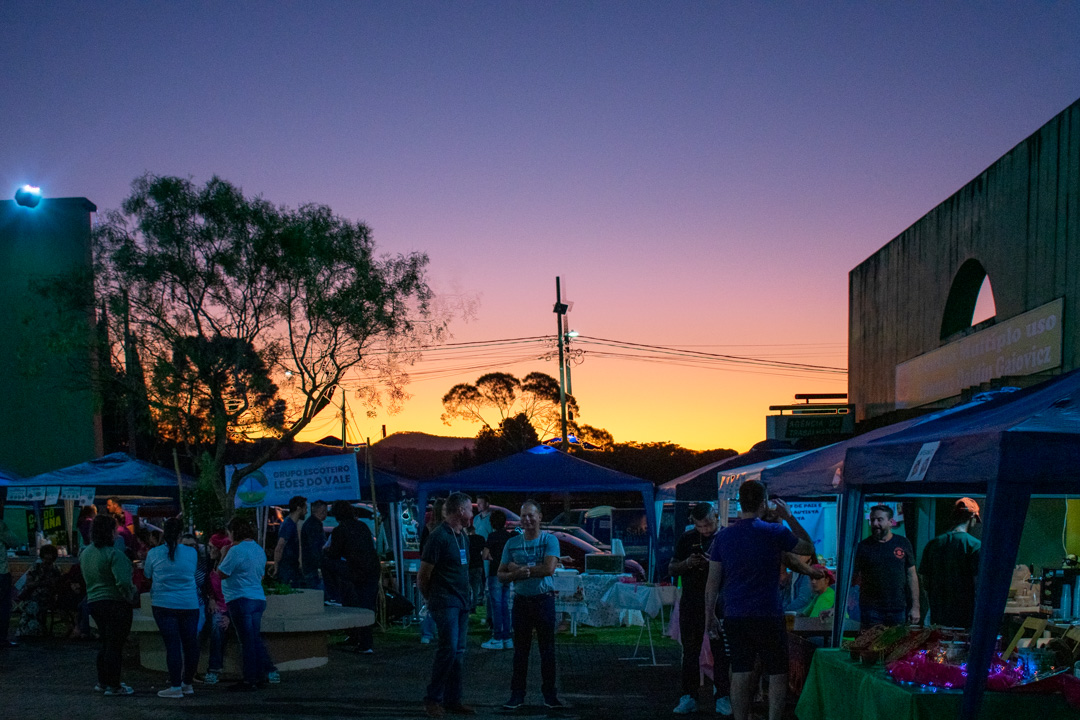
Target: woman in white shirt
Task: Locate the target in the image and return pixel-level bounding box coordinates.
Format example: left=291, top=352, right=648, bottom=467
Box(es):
left=144, top=517, right=200, bottom=698
left=218, top=516, right=279, bottom=690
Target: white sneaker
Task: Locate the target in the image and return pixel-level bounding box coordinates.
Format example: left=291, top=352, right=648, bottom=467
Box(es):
left=481, top=638, right=504, bottom=650
left=673, top=694, right=697, bottom=714
left=715, top=696, right=732, bottom=715
left=157, top=686, right=184, bottom=699
left=504, top=638, right=514, bottom=649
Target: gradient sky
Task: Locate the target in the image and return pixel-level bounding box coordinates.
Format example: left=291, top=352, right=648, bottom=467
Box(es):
left=4, top=3, right=1080, bottom=452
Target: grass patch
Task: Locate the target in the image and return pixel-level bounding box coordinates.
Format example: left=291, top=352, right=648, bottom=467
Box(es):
left=367, top=605, right=677, bottom=648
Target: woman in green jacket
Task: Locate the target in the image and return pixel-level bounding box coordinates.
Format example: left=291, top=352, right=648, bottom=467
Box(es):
left=80, top=514, right=136, bottom=696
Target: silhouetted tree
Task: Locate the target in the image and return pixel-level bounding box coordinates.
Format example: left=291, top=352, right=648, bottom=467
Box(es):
left=441, top=371, right=579, bottom=439
left=84, top=174, right=445, bottom=512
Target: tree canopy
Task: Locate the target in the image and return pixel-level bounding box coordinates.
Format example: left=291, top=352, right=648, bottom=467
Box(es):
left=91, top=174, right=444, bottom=513
left=441, top=370, right=579, bottom=440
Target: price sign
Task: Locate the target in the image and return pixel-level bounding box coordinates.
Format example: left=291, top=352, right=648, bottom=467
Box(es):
left=905, top=442, right=941, bottom=483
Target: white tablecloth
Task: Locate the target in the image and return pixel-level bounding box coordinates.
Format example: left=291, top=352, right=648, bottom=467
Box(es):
left=600, top=582, right=679, bottom=618
left=552, top=573, right=645, bottom=627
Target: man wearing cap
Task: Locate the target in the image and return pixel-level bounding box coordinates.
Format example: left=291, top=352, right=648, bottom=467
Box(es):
left=919, top=498, right=981, bottom=628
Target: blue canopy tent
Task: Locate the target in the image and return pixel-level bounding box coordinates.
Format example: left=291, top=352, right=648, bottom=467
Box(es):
left=16, top=452, right=195, bottom=500
left=831, top=368, right=1080, bottom=720
left=658, top=440, right=799, bottom=502
left=415, top=445, right=658, bottom=576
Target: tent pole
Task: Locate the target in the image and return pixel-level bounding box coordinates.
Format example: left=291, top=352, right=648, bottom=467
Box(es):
left=959, top=481, right=1029, bottom=720
left=831, top=485, right=863, bottom=647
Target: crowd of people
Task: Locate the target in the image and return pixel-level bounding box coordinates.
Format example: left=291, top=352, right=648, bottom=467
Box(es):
left=0, top=484, right=982, bottom=717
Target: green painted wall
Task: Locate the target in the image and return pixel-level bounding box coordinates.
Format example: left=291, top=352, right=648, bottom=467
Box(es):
left=0, top=197, right=101, bottom=477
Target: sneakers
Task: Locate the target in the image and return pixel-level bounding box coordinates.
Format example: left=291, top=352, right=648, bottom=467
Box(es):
left=481, top=638, right=504, bottom=650
left=420, top=636, right=433, bottom=644
left=715, top=696, right=732, bottom=715
left=502, top=697, right=524, bottom=710
left=93, top=683, right=105, bottom=693
left=544, top=697, right=566, bottom=709
left=104, top=684, right=134, bottom=696
left=158, top=686, right=184, bottom=699
left=182, top=683, right=194, bottom=696
left=504, top=638, right=514, bottom=649
left=202, top=671, right=220, bottom=685
left=267, top=670, right=281, bottom=684
left=673, top=694, right=697, bottom=714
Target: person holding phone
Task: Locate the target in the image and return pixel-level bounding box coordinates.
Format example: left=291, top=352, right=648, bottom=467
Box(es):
left=669, top=502, right=731, bottom=715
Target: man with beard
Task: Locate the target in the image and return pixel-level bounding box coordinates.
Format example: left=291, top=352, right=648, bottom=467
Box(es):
left=670, top=502, right=731, bottom=716
left=854, top=505, right=920, bottom=628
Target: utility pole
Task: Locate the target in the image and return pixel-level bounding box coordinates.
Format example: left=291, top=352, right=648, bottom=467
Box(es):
left=554, top=277, right=570, bottom=450
left=341, top=388, right=348, bottom=449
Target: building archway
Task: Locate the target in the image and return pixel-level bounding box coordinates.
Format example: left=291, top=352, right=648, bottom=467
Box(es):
left=940, top=258, right=996, bottom=340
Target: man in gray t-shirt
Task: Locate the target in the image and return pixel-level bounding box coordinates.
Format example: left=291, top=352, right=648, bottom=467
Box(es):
left=498, top=500, right=563, bottom=710
left=418, top=492, right=474, bottom=717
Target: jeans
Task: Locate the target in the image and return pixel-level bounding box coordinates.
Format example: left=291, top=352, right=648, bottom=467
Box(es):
left=152, top=606, right=201, bottom=687
left=227, top=597, right=276, bottom=684
left=303, top=570, right=323, bottom=590
left=469, top=568, right=485, bottom=612
left=424, top=605, right=469, bottom=705
left=207, top=611, right=230, bottom=672
left=679, top=600, right=730, bottom=697
left=860, top=605, right=906, bottom=629
left=510, top=592, right=558, bottom=702
left=487, top=576, right=511, bottom=641
left=0, top=573, right=11, bottom=642
left=88, top=599, right=133, bottom=689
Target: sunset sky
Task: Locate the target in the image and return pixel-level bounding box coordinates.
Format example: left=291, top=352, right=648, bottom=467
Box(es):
left=4, top=3, right=1080, bottom=452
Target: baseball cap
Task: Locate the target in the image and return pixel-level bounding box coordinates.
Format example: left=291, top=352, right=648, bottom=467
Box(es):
left=954, top=497, right=981, bottom=520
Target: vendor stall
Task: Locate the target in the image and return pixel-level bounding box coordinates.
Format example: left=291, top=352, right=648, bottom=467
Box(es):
left=831, top=369, right=1080, bottom=719
left=797, top=648, right=1077, bottom=720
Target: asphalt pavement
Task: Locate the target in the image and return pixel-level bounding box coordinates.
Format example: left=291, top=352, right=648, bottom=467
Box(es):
left=0, top=627, right=757, bottom=720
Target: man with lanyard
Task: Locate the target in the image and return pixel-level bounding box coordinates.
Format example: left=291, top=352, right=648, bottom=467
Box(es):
left=705, top=481, right=816, bottom=720
left=670, top=502, right=731, bottom=716
left=919, top=497, right=981, bottom=628
left=272, top=496, right=307, bottom=588
left=854, top=504, right=920, bottom=628
left=418, top=492, right=475, bottom=718
left=498, top=500, right=563, bottom=711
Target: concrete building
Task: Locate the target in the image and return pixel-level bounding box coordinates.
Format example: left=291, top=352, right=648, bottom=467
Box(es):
left=849, top=97, right=1080, bottom=423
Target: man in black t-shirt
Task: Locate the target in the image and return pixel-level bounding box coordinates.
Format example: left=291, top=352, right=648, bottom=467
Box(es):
left=670, top=503, right=731, bottom=716
left=854, top=505, right=920, bottom=628
left=418, top=492, right=475, bottom=717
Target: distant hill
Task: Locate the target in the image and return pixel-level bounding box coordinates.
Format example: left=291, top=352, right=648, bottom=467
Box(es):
left=369, top=432, right=476, bottom=478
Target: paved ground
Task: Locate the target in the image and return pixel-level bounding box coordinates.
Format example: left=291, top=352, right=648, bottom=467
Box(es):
left=0, top=621, right=796, bottom=720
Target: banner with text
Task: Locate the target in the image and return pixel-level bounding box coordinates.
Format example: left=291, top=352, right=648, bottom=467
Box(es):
left=896, top=298, right=1063, bottom=408
left=228, top=454, right=361, bottom=509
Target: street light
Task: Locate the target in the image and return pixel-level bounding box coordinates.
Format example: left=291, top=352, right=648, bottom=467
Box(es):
left=14, top=185, right=42, bottom=208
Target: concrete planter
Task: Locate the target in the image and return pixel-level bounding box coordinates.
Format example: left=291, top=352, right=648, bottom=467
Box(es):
left=132, top=589, right=373, bottom=674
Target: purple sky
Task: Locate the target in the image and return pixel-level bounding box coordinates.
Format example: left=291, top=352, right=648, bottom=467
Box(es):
left=4, top=3, right=1079, bottom=451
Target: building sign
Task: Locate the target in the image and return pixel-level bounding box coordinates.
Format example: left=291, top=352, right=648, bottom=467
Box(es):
left=228, top=454, right=361, bottom=509
left=896, top=298, right=1064, bottom=408
left=766, top=413, right=854, bottom=440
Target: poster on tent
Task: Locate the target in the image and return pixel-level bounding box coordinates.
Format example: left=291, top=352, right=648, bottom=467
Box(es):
left=6, top=486, right=47, bottom=502
left=788, top=502, right=838, bottom=565
left=60, top=486, right=97, bottom=506
left=228, top=455, right=361, bottom=509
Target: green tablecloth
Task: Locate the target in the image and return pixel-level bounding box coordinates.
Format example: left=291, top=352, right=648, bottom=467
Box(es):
left=796, top=649, right=1074, bottom=720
